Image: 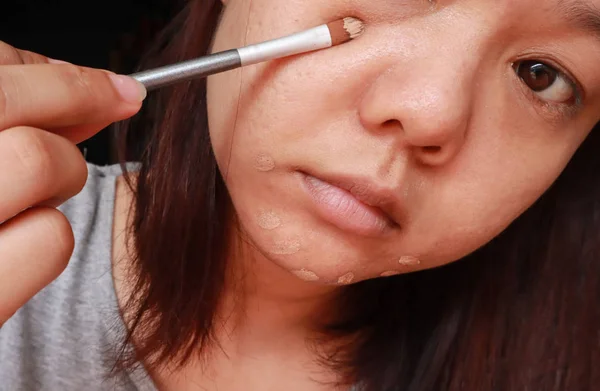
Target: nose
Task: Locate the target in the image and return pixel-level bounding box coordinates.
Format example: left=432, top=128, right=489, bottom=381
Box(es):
left=358, top=57, right=474, bottom=167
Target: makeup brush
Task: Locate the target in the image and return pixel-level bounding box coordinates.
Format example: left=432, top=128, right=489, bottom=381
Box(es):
left=130, top=17, right=364, bottom=91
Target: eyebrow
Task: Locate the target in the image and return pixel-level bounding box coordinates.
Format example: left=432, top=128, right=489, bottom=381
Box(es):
left=558, top=0, right=600, bottom=40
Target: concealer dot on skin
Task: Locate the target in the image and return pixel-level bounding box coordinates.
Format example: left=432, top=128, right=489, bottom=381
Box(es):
left=254, top=153, right=276, bottom=172
left=337, top=272, right=355, bottom=285
left=380, top=271, right=401, bottom=277
left=270, top=238, right=301, bottom=255
left=398, top=256, right=421, bottom=266
left=292, top=269, right=320, bottom=282
left=257, top=210, right=281, bottom=230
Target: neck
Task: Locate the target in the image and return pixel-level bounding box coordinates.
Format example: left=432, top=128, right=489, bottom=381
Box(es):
left=217, top=229, right=341, bottom=347
left=154, top=226, right=347, bottom=390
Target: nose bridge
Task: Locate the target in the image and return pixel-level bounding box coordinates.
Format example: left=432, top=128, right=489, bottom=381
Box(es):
left=401, top=58, right=473, bottom=146
left=358, top=18, right=484, bottom=149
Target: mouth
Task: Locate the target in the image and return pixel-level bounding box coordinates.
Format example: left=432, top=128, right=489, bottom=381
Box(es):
left=298, top=171, right=401, bottom=238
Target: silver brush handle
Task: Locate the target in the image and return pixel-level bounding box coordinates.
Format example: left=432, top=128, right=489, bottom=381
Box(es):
left=130, top=49, right=241, bottom=91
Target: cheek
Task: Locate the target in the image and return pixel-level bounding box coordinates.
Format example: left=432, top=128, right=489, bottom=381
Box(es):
left=410, top=121, right=578, bottom=266
left=207, top=0, right=343, bottom=175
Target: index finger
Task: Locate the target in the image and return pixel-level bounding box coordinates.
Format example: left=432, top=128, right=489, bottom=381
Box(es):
left=0, top=63, right=145, bottom=141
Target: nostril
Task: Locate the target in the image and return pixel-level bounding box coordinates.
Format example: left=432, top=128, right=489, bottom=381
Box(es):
left=422, top=146, right=441, bottom=153
left=382, top=119, right=401, bottom=129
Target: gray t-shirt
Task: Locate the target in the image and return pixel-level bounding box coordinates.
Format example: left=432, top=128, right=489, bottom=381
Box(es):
left=0, top=164, right=157, bottom=391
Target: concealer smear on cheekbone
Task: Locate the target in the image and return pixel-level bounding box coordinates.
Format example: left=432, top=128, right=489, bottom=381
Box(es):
left=292, top=269, right=320, bottom=282
left=337, top=272, right=355, bottom=285
left=254, top=153, right=276, bottom=172
left=257, top=210, right=282, bottom=230
left=269, top=238, right=301, bottom=255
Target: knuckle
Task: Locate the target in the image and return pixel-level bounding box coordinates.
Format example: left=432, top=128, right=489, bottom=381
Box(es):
left=59, top=66, right=106, bottom=112
left=61, top=65, right=95, bottom=98
left=0, top=42, right=24, bottom=65
left=10, top=47, right=25, bottom=65
left=6, top=127, right=54, bottom=189
left=4, top=126, right=88, bottom=202
left=16, top=50, right=38, bottom=65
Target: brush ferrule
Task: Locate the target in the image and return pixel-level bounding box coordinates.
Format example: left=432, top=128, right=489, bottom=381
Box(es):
left=237, top=24, right=332, bottom=66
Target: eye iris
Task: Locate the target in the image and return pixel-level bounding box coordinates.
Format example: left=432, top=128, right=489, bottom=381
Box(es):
left=517, top=60, right=557, bottom=92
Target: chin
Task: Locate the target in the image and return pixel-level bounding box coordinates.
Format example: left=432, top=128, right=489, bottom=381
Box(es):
left=236, top=209, right=418, bottom=285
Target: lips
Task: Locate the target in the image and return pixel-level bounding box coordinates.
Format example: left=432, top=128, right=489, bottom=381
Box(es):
left=301, top=173, right=400, bottom=237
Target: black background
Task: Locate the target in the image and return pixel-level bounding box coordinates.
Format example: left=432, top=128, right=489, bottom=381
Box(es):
left=0, top=0, right=178, bottom=164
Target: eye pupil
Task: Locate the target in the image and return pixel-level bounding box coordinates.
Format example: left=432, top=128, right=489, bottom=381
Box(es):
left=516, top=60, right=557, bottom=92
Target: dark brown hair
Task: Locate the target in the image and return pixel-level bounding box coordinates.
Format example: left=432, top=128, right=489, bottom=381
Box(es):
left=118, top=1, right=600, bottom=390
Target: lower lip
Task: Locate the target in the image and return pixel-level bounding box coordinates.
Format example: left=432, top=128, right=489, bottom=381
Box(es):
left=301, top=174, right=393, bottom=237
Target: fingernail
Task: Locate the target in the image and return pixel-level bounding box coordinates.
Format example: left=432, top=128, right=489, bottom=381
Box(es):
left=108, top=74, right=147, bottom=102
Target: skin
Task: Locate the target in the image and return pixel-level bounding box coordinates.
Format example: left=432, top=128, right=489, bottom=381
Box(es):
left=0, top=46, right=145, bottom=323
left=2, top=0, right=600, bottom=390
left=133, top=0, right=600, bottom=388
left=207, top=0, right=600, bottom=286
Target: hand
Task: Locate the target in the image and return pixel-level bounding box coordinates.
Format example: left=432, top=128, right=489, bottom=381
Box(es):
left=0, top=41, right=146, bottom=324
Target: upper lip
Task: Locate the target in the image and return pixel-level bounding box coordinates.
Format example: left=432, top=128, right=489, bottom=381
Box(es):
left=302, top=171, right=405, bottom=227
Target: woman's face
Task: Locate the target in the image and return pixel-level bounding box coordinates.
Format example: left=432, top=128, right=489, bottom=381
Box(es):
left=207, top=0, right=600, bottom=284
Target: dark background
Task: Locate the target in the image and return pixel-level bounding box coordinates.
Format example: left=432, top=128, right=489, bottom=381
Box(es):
left=0, top=0, right=179, bottom=164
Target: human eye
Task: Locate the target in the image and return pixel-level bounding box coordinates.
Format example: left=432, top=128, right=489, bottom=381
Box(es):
left=513, top=59, right=583, bottom=118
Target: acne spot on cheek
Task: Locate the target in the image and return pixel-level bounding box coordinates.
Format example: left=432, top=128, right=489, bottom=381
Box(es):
left=254, top=154, right=275, bottom=172
left=337, top=272, right=355, bottom=285
left=269, top=238, right=301, bottom=255
left=380, top=271, right=401, bottom=277
left=257, top=211, right=281, bottom=230
left=398, top=256, right=421, bottom=266
left=292, top=269, right=320, bottom=282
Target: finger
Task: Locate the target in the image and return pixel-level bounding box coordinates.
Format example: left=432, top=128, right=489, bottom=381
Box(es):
left=0, top=207, right=74, bottom=324
left=0, top=63, right=145, bottom=142
left=0, top=126, right=88, bottom=223
left=57, top=120, right=117, bottom=145
left=0, top=41, right=52, bottom=66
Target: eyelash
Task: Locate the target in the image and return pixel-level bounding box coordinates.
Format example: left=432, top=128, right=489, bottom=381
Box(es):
left=514, top=57, right=584, bottom=120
